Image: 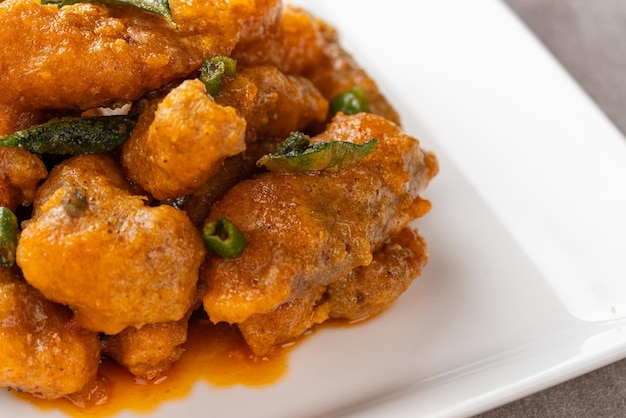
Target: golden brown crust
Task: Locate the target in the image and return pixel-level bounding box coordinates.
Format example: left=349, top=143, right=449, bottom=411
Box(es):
left=202, top=113, right=437, bottom=326
left=102, top=317, right=189, bottom=380
left=233, top=5, right=400, bottom=123
left=17, top=155, right=206, bottom=335
left=238, top=285, right=330, bottom=355
left=121, top=79, right=246, bottom=200
left=0, top=268, right=100, bottom=399
left=238, top=228, right=428, bottom=355
left=0, top=0, right=281, bottom=112
left=232, top=5, right=327, bottom=76
left=327, top=227, right=428, bottom=320
left=216, top=65, right=329, bottom=142
left=0, top=147, right=48, bottom=210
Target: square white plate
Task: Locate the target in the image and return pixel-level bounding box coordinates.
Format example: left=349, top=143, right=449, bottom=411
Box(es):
left=4, top=0, right=626, bottom=417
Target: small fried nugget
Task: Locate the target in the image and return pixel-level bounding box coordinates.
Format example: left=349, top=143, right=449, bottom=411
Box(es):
left=0, top=147, right=48, bottom=210
left=102, top=317, right=189, bottom=381
left=238, top=228, right=428, bottom=355
left=216, top=65, right=329, bottom=142
left=326, top=227, right=429, bottom=320
left=121, top=79, right=246, bottom=200
left=17, top=155, right=206, bottom=335
left=0, top=268, right=100, bottom=400
left=237, top=286, right=329, bottom=355
left=232, top=5, right=327, bottom=76
left=233, top=6, right=400, bottom=123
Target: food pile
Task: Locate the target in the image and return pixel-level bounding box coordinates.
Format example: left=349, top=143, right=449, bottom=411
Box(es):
left=0, top=0, right=438, bottom=404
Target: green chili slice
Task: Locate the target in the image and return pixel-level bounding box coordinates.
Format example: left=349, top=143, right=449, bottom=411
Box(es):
left=202, top=218, right=247, bottom=258
left=0, top=207, right=19, bottom=268
left=257, top=131, right=378, bottom=172
left=199, top=56, right=237, bottom=97
left=329, top=86, right=371, bottom=117
left=0, top=115, right=136, bottom=155
left=41, top=0, right=176, bottom=27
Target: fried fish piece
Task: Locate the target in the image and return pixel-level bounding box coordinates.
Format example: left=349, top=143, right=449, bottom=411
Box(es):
left=238, top=227, right=428, bottom=355
left=233, top=5, right=400, bottom=123
left=0, top=268, right=100, bottom=400
left=102, top=317, right=189, bottom=380
left=121, top=79, right=246, bottom=200
left=326, top=227, right=428, bottom=320
left=216, top=65, right=329, bottom=142
left=180, top=138, right=282, bottom=228
left=0, top=147, right=48, bottom=210
left=201, top=113, right=438, bottom=328
left=16, top=154, right=206, bottom=335
left=0, top=0, right=282, bottom=113
left=232, top=5, right=327, bottom=76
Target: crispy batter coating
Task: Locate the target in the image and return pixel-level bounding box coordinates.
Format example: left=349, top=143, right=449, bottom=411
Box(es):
left=216, top=65, right=329, bottom=142
left=232, top=5, right=327, bottom=76
left=0, top=268, right=100, bottom=399
left=238, top=228, right=428, bottom=354
left=16, top=155, right=206, bottom=335
left=0, top=104, right=48, bottom=136
left=326, top=227, right=428, bottom=320
left=181, top=138, right=282, bottom=228
left=233, top=6, right=400, bottom=123
left=201, top=113, right=438, bottom=327
left=102, top=317, right=189, bottom=380
left=121, top=79, right=246, bottom=200
left=0, top=147, right=47, bottom=210
left=238, top=286, right=329, bottom=355
left=0, top=0, right=282, bottom=113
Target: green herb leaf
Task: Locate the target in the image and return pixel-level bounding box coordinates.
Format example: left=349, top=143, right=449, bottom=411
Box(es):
left=257, top=132, right=378, bottom=172
left=275, top=131, right=310, bottom=155
left=0, top=115, right=136, bottom=155
left=202, top=218, right=247, bottom=258
left=41, top=0, right=176, bottom=27
left=0, top=207, right=19, bottom=268
left=329, top=86, right=371, bottom=117
left=199, top=56, right=237, bottom=97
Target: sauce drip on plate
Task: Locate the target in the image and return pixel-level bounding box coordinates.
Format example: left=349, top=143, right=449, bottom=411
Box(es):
left=13, top=316, right=290, bottom=416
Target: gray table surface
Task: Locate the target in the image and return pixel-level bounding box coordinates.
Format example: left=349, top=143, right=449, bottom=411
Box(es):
left=476, top=1, right=626, bottom=417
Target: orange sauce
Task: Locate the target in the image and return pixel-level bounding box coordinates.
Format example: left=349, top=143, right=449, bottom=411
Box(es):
left=14, top=316, right=290, bottom=417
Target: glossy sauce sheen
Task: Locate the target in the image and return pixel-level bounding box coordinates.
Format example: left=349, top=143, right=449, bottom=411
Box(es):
left=15, top=317, right=290, bottom=416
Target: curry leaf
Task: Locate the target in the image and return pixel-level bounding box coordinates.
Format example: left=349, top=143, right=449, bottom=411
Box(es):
left=0, top=115, right=136, bottom=155
left=41, top=0, right=176, bottom=27
left=257, top=132, right=378, bottom=173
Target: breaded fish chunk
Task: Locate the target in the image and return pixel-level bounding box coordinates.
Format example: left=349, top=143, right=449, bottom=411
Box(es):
left=0, top=0, right=282, bottom=112
left=238, top=227, right=429, bottom=355
left=102, top=317, right=189, bottom=380
left=0, top=147, right=47, bottom=210
left=233, top=6, right=400, bottom=123
left=232, top=5, right=327, bottom=76
left=216, top=65, right=329, bottom=142
left=121, top=79, right=247, bottom=200
left=0, top=268, right=100, bottom=399
left=201, top=113, right=438, bottom=328
left=16, top=155, right=206, bottom=335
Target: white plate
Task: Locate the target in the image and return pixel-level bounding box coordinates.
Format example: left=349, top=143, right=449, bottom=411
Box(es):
left=4, top=0, right=626, bottom=417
